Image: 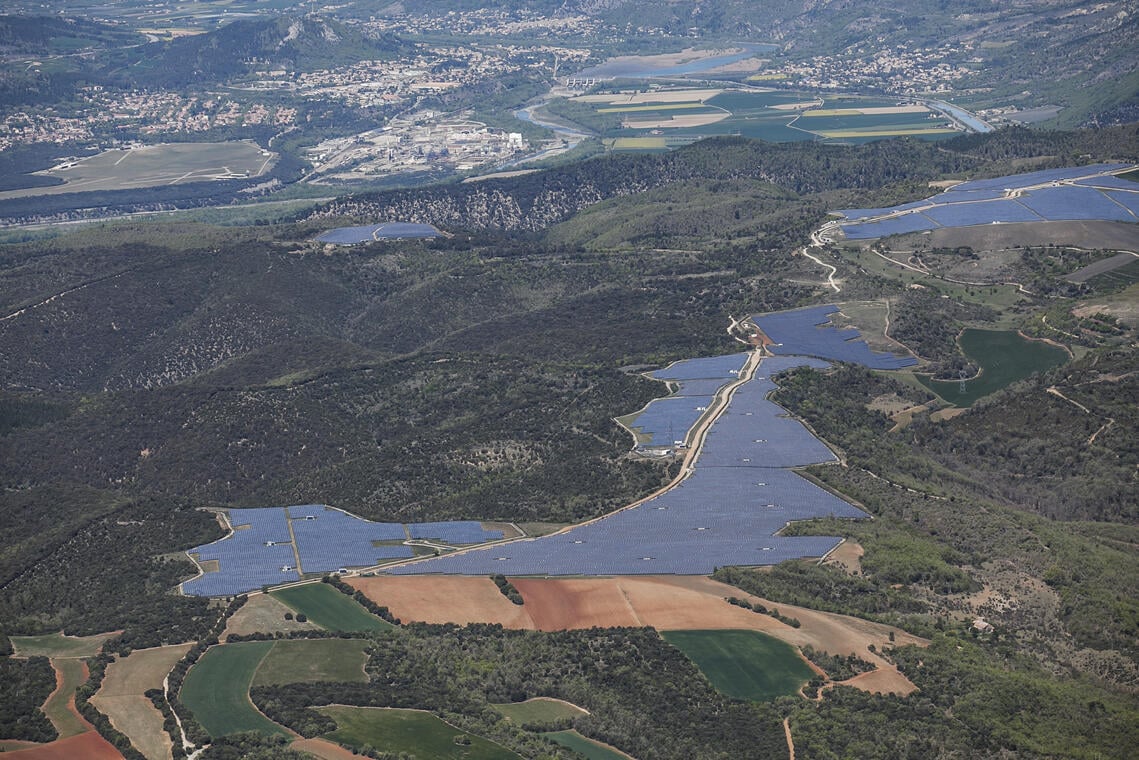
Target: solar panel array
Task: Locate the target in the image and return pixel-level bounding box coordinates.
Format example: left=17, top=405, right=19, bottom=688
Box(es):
left=183, top=507, right=500, bottom=596
left=389, top=354, right=867, bottom=577
left=652, top=353, right=749, bottom=382
left=290, top=506, right=411, bottom=574
left=627, top=353, right=749, bottom=447
left=182, top=508, right=299, bottom=596
left=751, top=305, right=917, bottom=369
left=837, top=164, right=1139, bottom=239
left=408, top=521, right=504, bottom=544
left=628, top=396, right=716, bottom=447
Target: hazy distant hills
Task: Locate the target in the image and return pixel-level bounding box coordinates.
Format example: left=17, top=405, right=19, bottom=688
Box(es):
left=0, top=15, right=141, bottom=55
left=107, top=15, right=415, bottom=88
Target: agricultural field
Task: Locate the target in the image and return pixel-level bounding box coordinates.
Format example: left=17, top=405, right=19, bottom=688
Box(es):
left=919, top=329, right=1069, bottom=406
left=270, top=583, right=392, bottom=632
left=492, top=697, right=588, bottom=727
left=550, top=88, right=957, bottom=150
left=179, top=641, right=290, bottom=739
left=543, top=730, right=633, bottom=760
left=10, top=631, right=119, bottom=658
left=91, top=644, right=192, bottom=760
left=42, top=659, right=88, bottom=738
left=250, top=639, right=369, bottom=686
left=0, top=731, right=123, bottom=760
left=661, top=629, right=815, bottom=701
left=319, top=706, right=522, bottom=760
left=223, top=593, right=321, bottom=638
left=0, top=141, right=274, bottom=200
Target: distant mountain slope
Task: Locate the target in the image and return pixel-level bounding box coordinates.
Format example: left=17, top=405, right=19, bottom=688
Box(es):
left=307, top=126, right=1139, bottom=233
left=0, top=15, right=142, bottom=55
left=109, top=15, right=414, bottom=88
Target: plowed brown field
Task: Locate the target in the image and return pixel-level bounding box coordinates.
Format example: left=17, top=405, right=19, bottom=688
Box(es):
left=0, top=731, right=122, bottom=760
left=350, top=574, right=924, bottom=695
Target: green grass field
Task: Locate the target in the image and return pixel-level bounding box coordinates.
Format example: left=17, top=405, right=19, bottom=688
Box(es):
left=543, top=730, right=631, bottom=760
left=43, top=658, right=90, bottom=738
left=179, top=641, right=290, bottom=738
left=919, top=329, right=1069, bottom=406
left=492, top=697, right=588, bottom=727
left=10, top=631, right=119, bottom=658
left=270, top=583, right=392, bottom=632
left=661, top=629, right=814, bottom=701
left=251, top=638, right=369, bottom=686
left=320, top=706, right=522, bottom=759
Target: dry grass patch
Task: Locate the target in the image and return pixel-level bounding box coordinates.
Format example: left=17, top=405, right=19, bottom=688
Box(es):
left=11, top=631, right=119, bottom=659
left=347, top=576, right=536, bottom=628
left=91, top=644, right=191, bottom=760
left=223, top=593, right=320, bottom=638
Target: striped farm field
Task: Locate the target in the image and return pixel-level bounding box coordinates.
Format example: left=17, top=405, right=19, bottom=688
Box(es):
left=271, top=582, right=392, bottom=632
left=662, top=629, right=814, bottom=701
left=180, top=641, right=290, bottom=738
left=251, top=638, right=370, bottom=686
left=597, top=102, right=709, bottom=113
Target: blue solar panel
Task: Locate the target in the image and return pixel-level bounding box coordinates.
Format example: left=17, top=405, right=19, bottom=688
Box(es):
left=947, top=164, right=1132, bottom=192
left=921, top=199, right=1042, bottom=226
left=1105, top=190, right=1139, bottom=217
left=838, top=164, right=1139, bottom=239
left=1072, top=176, right=1139, bottom=192
left=291, top=507, right=411, bottom=574
left=628, top=395, right=715, bottom=447
left=840, top=213, right=938, bottom=239
left=652, top=353, right=749, bottom=381
left=751, top=306, right=917, bottom=369
left=183, top=508, right=300, bottom=596
left=838, top=200, right=931, bottom=220
left=1017, top=187, right=1137, bottom=222
left=408, top=521, right=504, bottom=544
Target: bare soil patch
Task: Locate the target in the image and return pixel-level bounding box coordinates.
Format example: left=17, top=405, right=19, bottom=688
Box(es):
left=511, top=578, right=641, bottom=629
left=224, top=593, right=321, bottom=638
left=822, top=540, right=864, bottom=575
left=291, top=737, right=362, bottom=760
left=347, top=576, right=536, bottom=628
left=0, top=731, right=122, bottom=760
left=839, top=667, right=916, bottom=695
